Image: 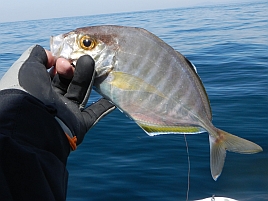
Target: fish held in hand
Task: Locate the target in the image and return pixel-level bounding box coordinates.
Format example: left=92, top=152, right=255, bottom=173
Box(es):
left=50, top=25, right=262, bottom=180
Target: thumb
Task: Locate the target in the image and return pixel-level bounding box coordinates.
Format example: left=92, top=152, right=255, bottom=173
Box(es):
left=76, top=99, right=116, bottom=144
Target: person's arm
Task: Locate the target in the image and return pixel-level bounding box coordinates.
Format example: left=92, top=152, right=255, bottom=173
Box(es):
left=0, top=45, right=115, bottom=149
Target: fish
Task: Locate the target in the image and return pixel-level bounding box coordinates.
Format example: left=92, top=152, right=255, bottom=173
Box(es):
left=50, top=25, right=262, bottom=180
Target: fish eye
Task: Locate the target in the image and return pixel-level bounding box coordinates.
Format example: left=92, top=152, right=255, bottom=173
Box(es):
left=79, top=35, right=96, bottom=50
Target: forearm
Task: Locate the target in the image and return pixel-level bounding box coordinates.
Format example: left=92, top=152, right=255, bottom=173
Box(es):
left=0, top=89, right=70, bottom=164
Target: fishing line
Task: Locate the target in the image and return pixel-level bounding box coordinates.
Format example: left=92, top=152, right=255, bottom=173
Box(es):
left=183, top=134, right=190, bottom=201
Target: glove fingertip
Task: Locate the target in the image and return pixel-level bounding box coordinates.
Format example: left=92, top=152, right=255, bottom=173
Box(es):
left=82, top=98, right=116, bottom=129
left=76, top=55, right=95, bottom=69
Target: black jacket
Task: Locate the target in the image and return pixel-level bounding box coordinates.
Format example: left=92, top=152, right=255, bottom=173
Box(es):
left=0, top=89, right=70, bottom=201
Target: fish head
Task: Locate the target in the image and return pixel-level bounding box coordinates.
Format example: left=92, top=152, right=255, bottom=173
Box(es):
left=50, top=26, right=120, bottom=77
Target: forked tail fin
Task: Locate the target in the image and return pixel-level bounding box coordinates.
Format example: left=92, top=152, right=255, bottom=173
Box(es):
left=209, top=128, right=262, bottom=180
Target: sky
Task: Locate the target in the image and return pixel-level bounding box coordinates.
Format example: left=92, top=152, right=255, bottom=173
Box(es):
left=0, top=0, right=253, bottom=23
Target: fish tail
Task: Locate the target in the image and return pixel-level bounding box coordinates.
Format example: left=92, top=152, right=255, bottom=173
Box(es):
left=209, top=128, right=262, bottom=181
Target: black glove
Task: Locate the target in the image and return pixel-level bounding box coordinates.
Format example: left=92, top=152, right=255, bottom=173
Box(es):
left=0, top=45, right=115, bottom=149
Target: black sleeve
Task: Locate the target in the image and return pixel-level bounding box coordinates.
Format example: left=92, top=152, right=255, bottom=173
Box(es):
left=0, top=89, right=70, bottom=201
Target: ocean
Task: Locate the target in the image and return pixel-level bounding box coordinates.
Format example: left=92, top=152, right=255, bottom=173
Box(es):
left=0, top=1, right=267, bottom=200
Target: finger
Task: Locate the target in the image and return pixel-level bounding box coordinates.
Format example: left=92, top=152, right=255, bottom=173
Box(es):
left=45, top=50, right=56, bottom=69
left=51, top=58, right=75, bottom=94
left=52, top=74, right=72, bottom=95
left=64, top=55, right=95, bottom=107
left=55, top=58, right=75, bottom=79
left=77, top=99, right=116, bottom=144
left=26, top=45, right=48, bottom=67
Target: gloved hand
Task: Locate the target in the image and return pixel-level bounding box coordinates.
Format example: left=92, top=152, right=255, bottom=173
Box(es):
left=0, top=45, right=115, bottom=149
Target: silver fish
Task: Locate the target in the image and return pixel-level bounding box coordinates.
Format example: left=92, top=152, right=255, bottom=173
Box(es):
left=50, top=25, right=262, bottom=180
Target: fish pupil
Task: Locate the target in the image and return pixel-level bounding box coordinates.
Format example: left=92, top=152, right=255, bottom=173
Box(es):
left=83, top=39, right=92, bottom=47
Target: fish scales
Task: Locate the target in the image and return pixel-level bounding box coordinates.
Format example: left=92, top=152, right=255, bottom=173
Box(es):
left=50, top=25, right=262, bottom=180
left=113, top=28, right=206, bottom=127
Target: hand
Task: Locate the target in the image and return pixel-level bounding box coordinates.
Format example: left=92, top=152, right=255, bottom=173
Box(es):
left=0, top=45, right=115, bottom=149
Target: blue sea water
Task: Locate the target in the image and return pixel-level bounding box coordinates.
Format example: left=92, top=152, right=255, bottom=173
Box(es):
left=0, top=1, right=267, bottom=200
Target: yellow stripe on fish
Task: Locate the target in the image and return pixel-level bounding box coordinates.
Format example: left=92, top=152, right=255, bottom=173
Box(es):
left=109, top=71, right=166, bottom=98
left=138, top=122, right=203, bottom=134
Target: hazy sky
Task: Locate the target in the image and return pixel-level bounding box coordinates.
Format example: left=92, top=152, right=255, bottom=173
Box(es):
left=0, top=0, right=252, bottom=23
